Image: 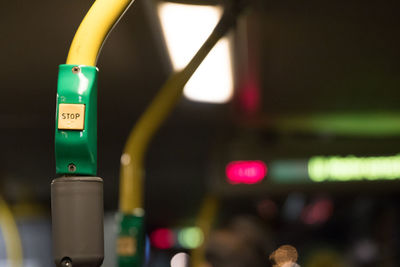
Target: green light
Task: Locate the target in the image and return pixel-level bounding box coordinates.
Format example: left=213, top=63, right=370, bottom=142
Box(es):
left=269, top=160, right=309, bottom=183
left=177, top=227, right=204, bottom=249
left=276, top=112, right=400, bottom=136
left=308, top=154, right=400, bottom=182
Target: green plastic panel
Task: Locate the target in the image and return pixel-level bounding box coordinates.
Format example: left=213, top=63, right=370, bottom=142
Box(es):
left=117, top=213, right=145, bottom=267
left=55, top=64, right=98, bottom=176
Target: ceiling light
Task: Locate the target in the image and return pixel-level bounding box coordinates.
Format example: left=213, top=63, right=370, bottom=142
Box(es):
left=158, top=2, right=233, bottom=103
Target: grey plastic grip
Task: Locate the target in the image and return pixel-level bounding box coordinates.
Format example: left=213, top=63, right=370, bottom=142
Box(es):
left=51, top=177, right=104, bottom=267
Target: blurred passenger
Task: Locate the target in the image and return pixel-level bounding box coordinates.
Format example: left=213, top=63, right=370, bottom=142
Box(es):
left=204, top=215, right=274, bottom=267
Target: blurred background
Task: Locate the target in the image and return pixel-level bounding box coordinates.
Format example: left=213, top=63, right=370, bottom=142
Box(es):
left=1, top=0, right=400, bottom=266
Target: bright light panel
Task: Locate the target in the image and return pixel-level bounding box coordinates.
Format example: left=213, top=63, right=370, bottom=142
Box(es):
left=158, top=2, right=233, bottom=103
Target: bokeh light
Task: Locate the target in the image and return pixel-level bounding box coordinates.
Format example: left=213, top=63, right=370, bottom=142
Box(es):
left=257, top=199, right=278, bottom=220
left=150, top=228, right=175, bottom=249
left=170, top=252, right=189, bottom=267
left=226, top=160, right=267, bottom=184
left=177, top=227, right=204, bottom=249
left=301, top=198, right=333, bottom=225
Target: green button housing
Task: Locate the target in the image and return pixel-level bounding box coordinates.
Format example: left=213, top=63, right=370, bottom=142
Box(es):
left=55, top=64, right=98, bottom=176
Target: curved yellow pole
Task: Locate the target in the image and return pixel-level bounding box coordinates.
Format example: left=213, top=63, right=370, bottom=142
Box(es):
left=191, top=195, right=219, bottom=267
left=0, top=196, right=23, bottom=267
left=66, top=0, right=135, bottom=66
left=119, top=8, right=239, bottom=213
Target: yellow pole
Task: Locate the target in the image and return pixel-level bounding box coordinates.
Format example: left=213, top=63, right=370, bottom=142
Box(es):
left=119, top=7, right=240, bottom=214
left=66, top=0, right=135, bottom=66
left=0, top=196, right=23, bottom=267
left=191, top=195, right=219, bottom=267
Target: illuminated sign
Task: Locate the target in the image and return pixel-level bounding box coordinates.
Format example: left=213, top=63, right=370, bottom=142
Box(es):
left=308, top=154, right=400, bottom=182
left=226, top=161, right=267, bottom=184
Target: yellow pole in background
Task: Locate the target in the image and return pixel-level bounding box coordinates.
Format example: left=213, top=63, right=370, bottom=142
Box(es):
left=119, top=5, right=242, bottom=214
left=0, top=196, right=23, bottom=267
left=66, top=0, right=135, bottom=66
left=191, top=195, right=219, bottom=267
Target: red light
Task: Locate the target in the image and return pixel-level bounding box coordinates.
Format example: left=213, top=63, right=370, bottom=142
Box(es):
left=239, top=80, right=260, bottom=115
left=257, top=199, right=278, bottom=219
left=150, top=228, right=175, bottom=249
left=226, top=160, right=267, bottom=184
left=301, top=198, right=333, bottom=225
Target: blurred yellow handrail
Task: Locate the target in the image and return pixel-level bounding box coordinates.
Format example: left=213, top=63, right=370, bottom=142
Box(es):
left=119, top=6, right=240, bottom=213
left=0, top=196, right=23, bottom=267
left=66, top=0, right=135, bottom=66
left=191, top=195, right=219, bottom=267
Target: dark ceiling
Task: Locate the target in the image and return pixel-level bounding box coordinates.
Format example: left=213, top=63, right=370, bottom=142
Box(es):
left=257, top=0, right=400, bottom=115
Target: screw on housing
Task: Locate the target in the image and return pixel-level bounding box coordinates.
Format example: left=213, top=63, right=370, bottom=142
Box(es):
left=71, top=66, right=80, bottom=74
left=68, top=164, right=76, bottom=173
